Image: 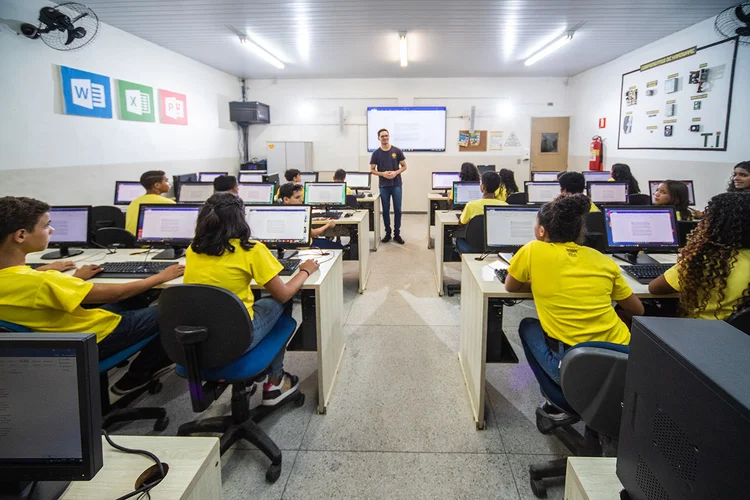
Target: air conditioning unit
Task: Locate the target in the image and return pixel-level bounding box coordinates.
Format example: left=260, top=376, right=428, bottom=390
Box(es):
left=229, top=101, right=270, bottom=125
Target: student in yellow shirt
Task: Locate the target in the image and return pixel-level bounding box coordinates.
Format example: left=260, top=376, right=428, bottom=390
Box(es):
left=649, top=192, right=750, bottom=320
left=184, top=193, right=319, bottom=405
left=455, top=171, right=508, bottom=253
left=448, top=162, right=480, bottom=204
left=213, top=175, right=239, bottom=195
left=558, top=171, right=599, bottom=212
left=498, top=168, right=519, bottom=201
left=275, top=169, right=303, bottom=199
left=125, top=170, right=175, bottom=235
left=653, top=180, right=692, bottom=221
left=278, top=183, right=343, bottom=249
left=505, top=194, right=644, bottom=395
left=333, top=169, right=354, bottom=195
left=0, top=196, right=184, bottom=395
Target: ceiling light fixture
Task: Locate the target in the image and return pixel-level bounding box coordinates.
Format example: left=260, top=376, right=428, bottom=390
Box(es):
left=524, top=31, right=574, bottom=67
left=239, top=35, right=285, bottom=69
left=399, top=31, right=408, bottom=68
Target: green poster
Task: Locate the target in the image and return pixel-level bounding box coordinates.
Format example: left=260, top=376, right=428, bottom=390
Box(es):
left=117, top=79, right=155, bottom=122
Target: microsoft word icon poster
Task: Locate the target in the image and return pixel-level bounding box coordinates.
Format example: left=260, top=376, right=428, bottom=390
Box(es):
left=118, top=79, right=155, bottom=122
left=60, top=66, right=112, bottom=119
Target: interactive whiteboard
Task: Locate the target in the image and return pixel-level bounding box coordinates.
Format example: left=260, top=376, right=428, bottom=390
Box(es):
left=367, top=107, right=446, bottom=152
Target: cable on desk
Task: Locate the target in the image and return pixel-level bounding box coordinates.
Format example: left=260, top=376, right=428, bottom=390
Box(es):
left=102, top=429, right=166, bottom=500
left=474, top=251, right=492, bottom=261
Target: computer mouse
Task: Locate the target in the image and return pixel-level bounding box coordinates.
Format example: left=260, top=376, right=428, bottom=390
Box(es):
left=344, top=213, right=353, bottom=218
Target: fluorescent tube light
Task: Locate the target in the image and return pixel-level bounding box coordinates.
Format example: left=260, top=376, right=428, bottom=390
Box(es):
left=240, top=37, right=285, bottom=69
left=399, top=32, right=408, bottom=68
left=524, top=32, right=573, bottom=67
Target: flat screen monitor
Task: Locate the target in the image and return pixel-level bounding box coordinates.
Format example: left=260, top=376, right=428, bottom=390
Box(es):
left=477, top=165, right=496, bottom=175
left=263, top=173, right=280, bottom=185
left=525, top=182, right=560, bottom=204
left=484, top=206, right=540, bottom=252
left=237, top=183, right=276, bottom=204
left=603, top=206, right=679, bottom=254
left=648, top=180, right=695, bottom=206
left=238, top=172, right=263, bottom=183
left=452, top=182, right=482, bottom=208
left=114, top=181, right=145, bottom=205
left=0, top=332, right=103, bottom=487
left=532, top=171, right=560, bottom=182
left=583, top=171, right=613, bottom=183
left=177, top=182, right=214, bottom=203
left=303, top=182, right=347, bottom=207
left=432, top=172, right=460, bottom=190
left=44, top=206, right=90, bottom=260
left=299, top=172, right=319, bottom=184
left=198, top=172, right=228, bottom=182
left=136, top=204, right=200, bottom=259
left=245, top=205, right=312, bottom=249
left=588, top=182, right=629, bottom=204
left=344, top=172, right=371, bottom=189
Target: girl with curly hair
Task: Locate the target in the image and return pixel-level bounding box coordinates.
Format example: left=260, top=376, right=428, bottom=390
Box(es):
left=649, top=192, right=750, bottom=320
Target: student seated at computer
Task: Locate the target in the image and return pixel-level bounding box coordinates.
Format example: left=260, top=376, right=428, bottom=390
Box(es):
left=498, top=168, right=519, bottom=201
left=333, top=169, right=353, bottom=195
left=183, top=193, right=319, bottom=405
left=274, top=169, right=303, bottom=199
left=0, top=196, right=184, bottom=395
left=652, top=180, right=692, bottom=220
left=558, top=171, right=599, bottom=212
left=610, top=163, right=641, bottom=193
left=213, top=175, right=239, bottom=195
left=448, top=162, right=480, bottom=206
left=454, top=171, right=508, bottom=253
left=278, top=183, right=343, bottom=250
left=125, top=170, right=175, bottom=235
left=505, top=195, right=644, bottom=411
left=648, top=192, right=750, bottom=320
left=727, top=161, right=750, bottom=192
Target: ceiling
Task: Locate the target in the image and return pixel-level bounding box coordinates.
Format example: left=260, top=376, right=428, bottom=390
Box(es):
left=81, top=0, right=737, bottom=79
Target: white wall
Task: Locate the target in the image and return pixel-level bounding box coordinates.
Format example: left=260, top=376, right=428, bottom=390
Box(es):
left=244, top=77, right=570, bottom=211
left=567, top=17, right=749, bottom=208
left=0, top=0, right=241, bottom=206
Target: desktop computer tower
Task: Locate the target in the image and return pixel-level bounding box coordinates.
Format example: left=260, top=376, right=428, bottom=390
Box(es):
left=617, top=317, right=750, bottom=500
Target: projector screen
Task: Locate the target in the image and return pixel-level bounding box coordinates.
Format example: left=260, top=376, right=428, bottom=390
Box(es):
left=367, top=107, right=446, bottom=152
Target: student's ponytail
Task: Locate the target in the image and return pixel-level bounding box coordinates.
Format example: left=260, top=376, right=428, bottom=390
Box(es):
left=538, top=194, right=590, bottom=243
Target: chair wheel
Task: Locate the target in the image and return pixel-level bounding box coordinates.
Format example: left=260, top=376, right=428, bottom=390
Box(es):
left=296, top=393, right=305, bottom=406
left=266, top=463, right=281, bottom=483
left=530, top=477, right=547, bottom=498
left=148, top=382, right=163, bottom=394
left=153, top=417, right=169, bottom=432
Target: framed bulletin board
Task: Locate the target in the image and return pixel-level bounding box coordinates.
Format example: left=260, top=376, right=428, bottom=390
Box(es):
left=458, top=130, right=488, bottom=152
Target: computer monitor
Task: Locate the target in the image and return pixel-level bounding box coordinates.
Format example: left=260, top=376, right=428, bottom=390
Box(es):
left=583, top=171, right=613, bottom=183
left=303, top=182, right=347, bottom=207
left=484, top=206, right=540, bottom=253
left=648, top=180, right=696, bottom=206
left=477, top=165, right=496, bottom=175
left=237, top=183, right=276, bottom=204
left=113, top=181, right=145, bottom=205
left=452, top=182, right=482, bottom=209
left=532, top=171, right=560, bottom=182
left=525, top=181, right=560, bottom=204
left=432, top=172, right=461, bottom=191
left=587, top=181, right=629, bottom=204
left=602, top=206, right=679, bottom=264
left=198, top=172, right=228, bottom=182
left=238, top=172, right=263, bottom=183
left=245, top=205, right=312, bottom=257
left=263, top=173, right=280, bottom=186
left=617, top=317, right=750, bottom=500
left=43, top=206, right=90, bottom=260
left=299, top=172, right=319, bottom=184
left=177, top=182, right=214, bottom=203
left=136, top=204, right=200, bottom=260
left=172, top=173, right=198, bottom=200
left=0, top=333, right=103, bottom=497
left=344, top=172, right=371, bottom=190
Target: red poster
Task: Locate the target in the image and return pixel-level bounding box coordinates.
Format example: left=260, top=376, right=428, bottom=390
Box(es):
left=159, top=89, right=188, bottom=125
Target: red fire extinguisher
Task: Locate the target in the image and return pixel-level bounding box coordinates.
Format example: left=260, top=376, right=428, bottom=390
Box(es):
left=589, top=136, right=603, bottom=171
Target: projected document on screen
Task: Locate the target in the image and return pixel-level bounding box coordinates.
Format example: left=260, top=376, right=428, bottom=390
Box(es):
left=138, top=207, right=199, bottom=241
left=607, top=209, right=676, bottom=245
left=50, top=208, right=88, bottom=243
left=367, top=107, right=447, bottom=152
left=246, top=207, right=310, bottom=245
left=486, top=208, right=538, bottom=248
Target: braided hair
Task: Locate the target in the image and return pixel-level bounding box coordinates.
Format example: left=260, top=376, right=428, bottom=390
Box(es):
left=191, top=192, right=254, bottom=256
left=537, top=193, right=591, bottom=243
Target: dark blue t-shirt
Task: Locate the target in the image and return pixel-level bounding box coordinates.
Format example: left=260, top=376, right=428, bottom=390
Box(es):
left=370, top=146, right=406, bottom=187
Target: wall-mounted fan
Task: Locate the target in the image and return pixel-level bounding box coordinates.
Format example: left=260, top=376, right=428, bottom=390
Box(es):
left=20, top=3, right=99, bottom=51
left=715, top=2, right=750, bottom=45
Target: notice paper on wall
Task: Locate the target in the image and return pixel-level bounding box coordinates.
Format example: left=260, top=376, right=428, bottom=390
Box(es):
left=489, top=130, right=504, bottom=150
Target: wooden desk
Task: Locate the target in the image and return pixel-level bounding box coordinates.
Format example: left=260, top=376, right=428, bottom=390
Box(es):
left=356, top=193, right=381, bottom=251
left=26, top=250, right=346, bottom=415
left=458, top=253, right=678, bottom=429
left=313, top=209, right=371, bottom=293
left=433, top=210, right=461, bottom=295
left=62, top=435, right=221, bottom=500
left=427, top=193, right=450, bottom=249
left=565, top=457, right=623, bottom=500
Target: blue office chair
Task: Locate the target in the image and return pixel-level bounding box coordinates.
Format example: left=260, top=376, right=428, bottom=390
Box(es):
left=158, top=284, right=303, bottom=483
left=0, top=320, right=169, bottom=431
left=523, top=340, right=629, bottom=498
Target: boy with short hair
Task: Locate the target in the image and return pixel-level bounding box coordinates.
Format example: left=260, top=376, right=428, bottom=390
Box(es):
left=214, top=175, right=239, bottom=194
left=558, top=171, right=599, bottom=212
left=456, top=171, right=508, bottom=253
left=278, top=183, right=342, bottom=249
left=333, top=169, right=353, bottom=195
left=284, top=169, right=302, bottom=183
left=125, top=170, right=175, bottom=235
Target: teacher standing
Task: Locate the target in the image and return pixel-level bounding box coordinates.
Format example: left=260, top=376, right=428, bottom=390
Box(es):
left=370, top=128, right=407, bottom=244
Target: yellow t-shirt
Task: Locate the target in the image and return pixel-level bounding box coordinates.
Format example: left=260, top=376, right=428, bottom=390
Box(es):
left=459, top=198, right=509, bottom=225
left=590, top=202, right=600, bottom=213
left=508, top=240, right=633, bottom=346
left=184, top=240, right=283, bottom=319
left=0, top=267, right=121, bottom=342
left=346, top=187, right=353, bottom=196
left=495, top=185, right=507, bottom=202
left=125, top=194, right=175, bottom=235
left=663, top=248, right=750, bottom=320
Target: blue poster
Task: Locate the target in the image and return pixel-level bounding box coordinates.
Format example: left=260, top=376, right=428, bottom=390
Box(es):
left=60, top=66, right=113, bottom=118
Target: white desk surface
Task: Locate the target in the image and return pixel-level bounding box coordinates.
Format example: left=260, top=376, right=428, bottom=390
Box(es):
left=311, top=209, right=365, bottom=225
left=565, top=457, right=623, bottom=500
left=357, top=193, right=380, bottom=203
left=433, top=210, right=462, bottom=295
left=428, top=193, right=450, bottom=201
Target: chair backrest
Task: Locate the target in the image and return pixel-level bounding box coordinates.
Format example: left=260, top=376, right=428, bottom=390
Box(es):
left=95, top=227, right=136, bottom=248
left=727, top=308, right=750, bottom=336
left=506, top=192, right=527, bottom=205
left=677, top=220, right=699, bottom=248
left=560, top=342, right=629, bottom=440
left=583, top=211, right=606, bottom=252
left=464, top=215, right=486, bottom=251
left=628, top=194, right=651, bottom=206
left=158, top=284, right=253, bottom=369
left=91, top=206, right=126, bottom=230
left=345, top=194, right=358, bottom=209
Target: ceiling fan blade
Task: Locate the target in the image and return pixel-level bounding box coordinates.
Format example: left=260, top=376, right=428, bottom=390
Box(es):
left=71, top=12, right=89, bottom=23
left=735, top=4, right=750, bottom=25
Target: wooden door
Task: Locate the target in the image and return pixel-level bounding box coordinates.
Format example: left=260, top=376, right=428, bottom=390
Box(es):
left=530, top=117, right=570, bottom=172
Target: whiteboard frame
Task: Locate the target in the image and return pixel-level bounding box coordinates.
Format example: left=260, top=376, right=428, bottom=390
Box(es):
left=366, top=106, right=447, bottom=153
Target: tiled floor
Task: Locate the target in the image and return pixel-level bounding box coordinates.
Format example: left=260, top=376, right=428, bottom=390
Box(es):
left=112, top=214, right=568, bottom=499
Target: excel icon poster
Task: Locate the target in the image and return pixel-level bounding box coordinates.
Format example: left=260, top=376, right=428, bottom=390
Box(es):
left=159, top=89, right=188, bottom=125
left=60, top=66, right=112, bottom=119
left=117, top=79, right=155, bottom=122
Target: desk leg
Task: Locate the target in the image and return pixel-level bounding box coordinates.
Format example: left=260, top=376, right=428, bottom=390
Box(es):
left=427, top=200, right=436, bottom=249
left=316, top=256, right=345, bottom=414
left=458, top=265, right=488, bottom=430
left=372, top=201, right=381, bottom=251
left=357, top=218, right=370, bottom=293
left=434, top=220, right=444, bottom=296
left=486, top=299, right=520, bottom=364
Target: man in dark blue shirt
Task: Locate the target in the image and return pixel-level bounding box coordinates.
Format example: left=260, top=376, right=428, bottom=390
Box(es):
left=369, top=128, right=407, bottom=244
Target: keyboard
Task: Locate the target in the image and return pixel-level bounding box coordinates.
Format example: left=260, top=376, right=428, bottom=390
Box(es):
left=312, top=211, right=342, bottom=220
left=98, top=261, right=174, bottom=279
left=278, top=258, right=301, bottom=276
left=494, top=268, right=508, bottom=283
left=621, top=264, right=672, bottom=284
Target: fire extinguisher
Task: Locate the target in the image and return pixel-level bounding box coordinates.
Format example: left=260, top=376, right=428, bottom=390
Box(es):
left=589, top=136, right=603, bottom=171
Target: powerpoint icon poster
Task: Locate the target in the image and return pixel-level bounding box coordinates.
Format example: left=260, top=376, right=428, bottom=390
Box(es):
left=60, top=66, right=113, bottom=119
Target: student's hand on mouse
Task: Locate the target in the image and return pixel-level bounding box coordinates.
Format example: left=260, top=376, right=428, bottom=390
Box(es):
left=157, top=264, right=185, bottom=282
left=35, top=261, right=77, bottom=272
left=299, top=259, right=320, bottom=276
left=73, top=264, right=104, bottom=280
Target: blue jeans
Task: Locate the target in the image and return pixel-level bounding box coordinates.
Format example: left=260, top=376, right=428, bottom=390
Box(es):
left=379, top=185, right=403, bottom=236
left=519, top=318, right=568, bottom=386
left=455, top=237, right=481, bottom=254
left=248, top=297, right=286, bottom=377
left=98, top=304, right=167, bottom=378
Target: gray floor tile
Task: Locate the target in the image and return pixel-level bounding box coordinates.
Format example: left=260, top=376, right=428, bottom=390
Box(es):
left=507, top=454, right=567, bottom=500
left=283, top=451, right=520, bottom=500
left=221, top=448, right=298, bottom=500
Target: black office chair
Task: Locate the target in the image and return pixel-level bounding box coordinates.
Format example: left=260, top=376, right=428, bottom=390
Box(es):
left=506, top=192, right=527, bottom=205
left=345, top=194, right=358, bottom=209
left=91, top=206, right=126, bottom=233
left=158, top=285, right=303, bottom=483
left=525, top=341, right=629, bottom=498
left=446, top=215, right=485, bottom=297
left=677, top=220, right=699, bottom=248
left=628, top=194, right=651, bottom=206
left=583, top=212, right=606, bottom=252
left=95, top=227, right=137, bottom=248
left=727, top=308, right=750, bottom=336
